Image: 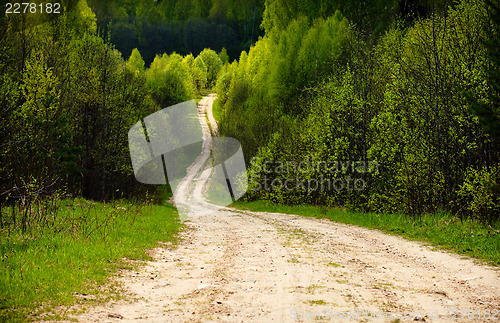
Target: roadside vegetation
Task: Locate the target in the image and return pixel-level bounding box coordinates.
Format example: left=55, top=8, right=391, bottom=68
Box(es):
left=0, top=1, right=223, bottom=320
left=211, top=99, right=223, bottom=123
left=0, top=0, right=225, bottom=206
left=0, top=198, right=181, bottom=321
left=218, top=0, right=500, bottom=226
left=2, top=0, right=500, bottom=319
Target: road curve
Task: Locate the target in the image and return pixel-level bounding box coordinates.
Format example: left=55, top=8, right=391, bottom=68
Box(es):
left=68, top=95, right=500, bottom=323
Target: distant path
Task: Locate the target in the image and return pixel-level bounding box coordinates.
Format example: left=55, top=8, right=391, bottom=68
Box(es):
left=204, top=93, right=219, bottom=135
left=69, top=95, right=500, bottom=322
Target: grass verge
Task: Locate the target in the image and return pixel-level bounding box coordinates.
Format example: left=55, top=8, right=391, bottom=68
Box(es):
left=232, top=200, right=500, bottom=266
left=212, top=98, right=223, bottom=122
left=0, top=199, right=181, bottom=321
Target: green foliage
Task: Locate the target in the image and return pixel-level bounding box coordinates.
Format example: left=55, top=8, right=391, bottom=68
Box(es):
left=16, top=49, right=62, bottom=177
left=464, top=0, right=500, bottom=141
left=212, top=98, right=223, bottom=122
left=217, top=12, right=351, bottom=158
left=184, top=53, right=208, bottom=91
left=126, top=48, right=146, bottom=74
left=144, top=48, right=221, bottom=106
left=87, top=0, right=265, bottom=64
left=261, top=0, right=405, bottom=37
left=67, top=32, right=151, bottom=200
left=146, top=53, right=195, bottom=107
left=197, top=48, right=223, bottom=88
left=66, top=0, right=97, bottom=36
left=0, top=0, right=210, bottom=205
left=214, top=62, right=235, bottom=105
left=367, top=0, right=493, bottom=217
left=218, top=47, right=229, bottom=64
left=0, top=199, right=181, bottom=320
left=0, top=0, right=229, bottom=206
left=457, top=166, right=500, bottom=223
left=221, top=0, right=500, bottom=223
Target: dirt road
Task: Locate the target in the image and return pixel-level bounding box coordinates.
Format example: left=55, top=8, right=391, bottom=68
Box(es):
left=69, top=95, right=500, bottom=322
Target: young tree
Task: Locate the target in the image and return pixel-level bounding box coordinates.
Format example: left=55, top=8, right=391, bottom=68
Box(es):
left=126, top=48, right=146, bottom=74
left=197, top=48, right=223, bottom=87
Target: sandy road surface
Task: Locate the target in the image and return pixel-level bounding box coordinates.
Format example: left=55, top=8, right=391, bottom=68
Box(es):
left=68, top=95, right=500, bottom=322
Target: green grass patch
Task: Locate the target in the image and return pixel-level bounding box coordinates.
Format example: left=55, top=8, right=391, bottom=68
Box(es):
left=232, top=200, right=500, bottom=266
left=0, top=199, right=181, bottom=321
left=306, top=299, right=327, bottom=306
left=212, top=98, right=223, bottom=122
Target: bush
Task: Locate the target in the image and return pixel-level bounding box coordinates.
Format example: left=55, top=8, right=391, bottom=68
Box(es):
left=457, top=165, right=500, bottom=224
left=197, top=48, right=223, bottom=88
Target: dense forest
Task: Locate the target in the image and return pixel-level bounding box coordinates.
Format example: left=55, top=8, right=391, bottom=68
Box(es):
left=86, top=0, right=265, bottom=64
left=1, top=0, right=499, bottom=232
left=216, top=0, right=500, bottom=223
left=0, top=0, right=226, bottom=228
left=2, top=0, right=500, bottom=319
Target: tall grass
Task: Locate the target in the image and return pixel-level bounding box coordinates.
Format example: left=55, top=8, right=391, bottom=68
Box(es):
left=0, top=198, right=181, bottom=321
left=212, top=98, right=223, bottom=122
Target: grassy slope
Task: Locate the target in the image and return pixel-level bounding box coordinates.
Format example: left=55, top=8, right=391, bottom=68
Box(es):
left=0, top=199, right=181, bottom=321
left=212, top=98, right=223, bottom=122
left=233, top=200, right=500, bottom=266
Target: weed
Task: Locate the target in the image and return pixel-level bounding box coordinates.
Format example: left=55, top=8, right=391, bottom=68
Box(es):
left=0, top=199, right=181, bottom=320
left=306, top=299, right=327, bottom=306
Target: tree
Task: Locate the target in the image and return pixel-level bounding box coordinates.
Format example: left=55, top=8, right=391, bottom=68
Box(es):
left=218, top=47, right=230, bottom=65
left=126, top=48, right=146, bottom=74
left=146, top=53, right=194, bottom=108
left=465, top=0, right=500, bottom=142
left=197, top=48, right=223, bottom=87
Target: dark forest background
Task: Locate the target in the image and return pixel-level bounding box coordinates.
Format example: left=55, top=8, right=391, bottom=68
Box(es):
left=86, top=0, right=265, bottom=64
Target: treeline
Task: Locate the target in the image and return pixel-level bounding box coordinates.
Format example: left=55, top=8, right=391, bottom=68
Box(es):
left=86, top=0, right=265, bottom=64
left=0, top=0, right=224, bottom=231
left=217, top=0, right=500, bottom=223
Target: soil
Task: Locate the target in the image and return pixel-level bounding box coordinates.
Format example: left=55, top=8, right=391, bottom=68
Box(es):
left=64, top=95, right=500, bottom=323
